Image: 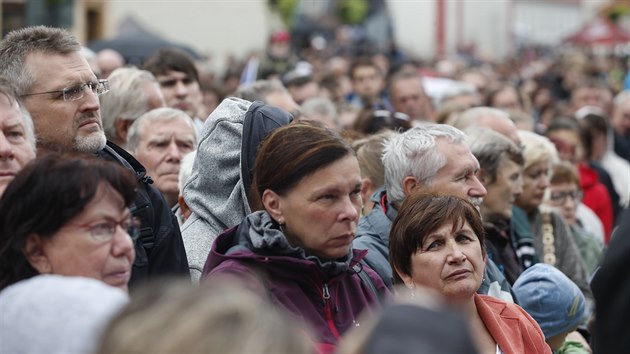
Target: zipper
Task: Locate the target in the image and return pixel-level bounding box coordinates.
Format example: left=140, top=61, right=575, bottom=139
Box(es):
left=322, top=283, right=341, bottom=340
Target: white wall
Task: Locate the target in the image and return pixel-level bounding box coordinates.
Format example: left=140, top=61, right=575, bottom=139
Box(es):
left=388, top=1, right=435, bottom=58
left=389, top=0, right=513, bottom=60
left=108, top=0, right=270, bottom=73
left=514, top=1, right=582, bottom=45
left=105, top=0, right=606, bottom=72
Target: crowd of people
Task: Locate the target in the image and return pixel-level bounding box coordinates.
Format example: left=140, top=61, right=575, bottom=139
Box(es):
left=0, top=23, right=629, bottom=354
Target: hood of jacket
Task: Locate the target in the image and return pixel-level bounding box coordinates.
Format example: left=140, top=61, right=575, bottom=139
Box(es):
left=205, top=211, right=365, bottom=281
left=183, top=97, right=252, bottom=236
left=181, top=98, right=292, bottom=281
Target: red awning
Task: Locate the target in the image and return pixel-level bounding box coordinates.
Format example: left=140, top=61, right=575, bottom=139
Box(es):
left=564, top=17, right=630, bottom=45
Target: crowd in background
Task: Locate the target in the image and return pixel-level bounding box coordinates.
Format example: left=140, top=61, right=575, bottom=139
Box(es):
left=0, top=22, right=629, bottom=354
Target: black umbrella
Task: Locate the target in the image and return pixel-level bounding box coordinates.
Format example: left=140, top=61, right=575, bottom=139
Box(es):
left=88, top=16, right=201, bottom=66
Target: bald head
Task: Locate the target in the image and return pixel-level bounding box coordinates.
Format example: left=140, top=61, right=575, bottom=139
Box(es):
left=96, top=49, right=124, bottom=79
left=454, top=106, right=521, bottom=146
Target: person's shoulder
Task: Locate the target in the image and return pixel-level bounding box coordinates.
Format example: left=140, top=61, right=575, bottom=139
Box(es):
left=476, top=294, right=523, bottom=316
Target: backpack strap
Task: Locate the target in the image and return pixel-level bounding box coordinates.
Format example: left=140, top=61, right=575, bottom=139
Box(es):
left=352, top=263, right=381, bottom=303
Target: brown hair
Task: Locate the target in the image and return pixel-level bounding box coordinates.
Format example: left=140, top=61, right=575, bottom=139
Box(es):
left=0, top=153, right=138, bottom=290
left=549, top=161, right=580, bottom=186
left=389, top=192, right=485, bottom=284
left=253, top=120, right=354, bottom=199
left=350, top=56, right=381, bottom=80
left=351, top=108, right=411, bottom=135
left=143, top=48, right=199, bottom=83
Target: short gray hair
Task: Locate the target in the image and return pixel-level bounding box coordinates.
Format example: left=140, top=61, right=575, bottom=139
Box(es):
left=453, top=106, right=509, bottom=131
left=0, top=26, right=81, bottom=95
left=466, top=127, right=523, bottom=183
left=232, top=79, right=287, bottom=102
left=300, top=97, right=338, bottom=127
left=127, top=108, right=196, bottom=152
left=100, top=67, right=159, bottom=141
left=383, top=123, right=467, bottom=204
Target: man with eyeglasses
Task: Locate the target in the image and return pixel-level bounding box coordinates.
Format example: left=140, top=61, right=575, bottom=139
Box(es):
left=0, top=26, right=189, bottom=287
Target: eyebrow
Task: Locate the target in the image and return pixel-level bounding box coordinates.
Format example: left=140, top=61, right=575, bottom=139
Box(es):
left=3, top=122, right=25, bottom=130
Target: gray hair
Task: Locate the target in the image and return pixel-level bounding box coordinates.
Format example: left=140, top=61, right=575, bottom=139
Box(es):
left=453, top=106, right=510, bottom=131
left=466, top=127, right=523, bottom=183
left=127, top=108, right=196, bottom=152
left=100, top=67, right=159, bottom=141
left=383, top=123, right=467, bottom=204
left=0, top=26, right=81, bottom=95
left=232, top=79, right=287, bottom=102
left=300, top=97, right=338, bottom=127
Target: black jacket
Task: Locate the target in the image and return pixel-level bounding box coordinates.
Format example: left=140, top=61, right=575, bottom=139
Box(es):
left=592, top=207, right=630, bottom=354
left=96, top=141, right=189, bottom=286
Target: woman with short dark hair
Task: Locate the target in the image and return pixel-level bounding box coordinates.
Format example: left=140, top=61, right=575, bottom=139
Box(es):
left=389, top=192, right=550, bottom=354
left=0, top=153, right=138, bottom=291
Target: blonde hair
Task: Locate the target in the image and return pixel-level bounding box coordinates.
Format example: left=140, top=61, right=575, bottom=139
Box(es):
left=96, top=279, right=314, bottom=354
left=517, top=130, right=558, bottom=171
left=353, top=130, right=395, bottom=188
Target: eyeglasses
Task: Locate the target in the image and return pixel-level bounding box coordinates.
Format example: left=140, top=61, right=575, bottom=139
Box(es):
left=373, top=110, right=410, bottom=121
left=549, top=190, right=583, bottom=204
left=21, top=79, right=110, bottom=101
left=68, top=216, right=141, bottom=243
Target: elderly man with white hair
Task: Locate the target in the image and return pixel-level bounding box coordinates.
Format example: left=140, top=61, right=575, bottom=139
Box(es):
left=353, top=123, right=514, bottom=301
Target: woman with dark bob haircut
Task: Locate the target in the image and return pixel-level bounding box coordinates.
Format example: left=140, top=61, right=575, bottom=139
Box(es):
left=0, top=153, right=139, bottom=292
left=389, top=192, right=550, bottom=354
left=202, top=120, right=389, bottom=353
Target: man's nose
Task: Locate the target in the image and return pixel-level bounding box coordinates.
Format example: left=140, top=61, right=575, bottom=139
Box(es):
left=470, top=175, right=487, bottom=198
left=175, top=80, right=188, bottom=97
left=165, top=141, right=184, bottom=161
left=79, top=86, right=100, bottom=113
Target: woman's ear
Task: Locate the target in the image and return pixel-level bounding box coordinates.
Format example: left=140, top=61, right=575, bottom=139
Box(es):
left=261, top=189, right=284, bottom=224
left=23, top=234, right=52, bottom=274
left=360, top=177, right=374, bottom=205
left=394, top=266, right=415, bottom=289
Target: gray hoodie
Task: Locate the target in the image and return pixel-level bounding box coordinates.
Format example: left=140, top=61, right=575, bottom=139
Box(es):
left=181, top=97, right=292, bottom=283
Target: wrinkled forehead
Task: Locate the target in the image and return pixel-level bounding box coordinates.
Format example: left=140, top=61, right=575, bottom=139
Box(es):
left=25, top=51, right=95, bottom=90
